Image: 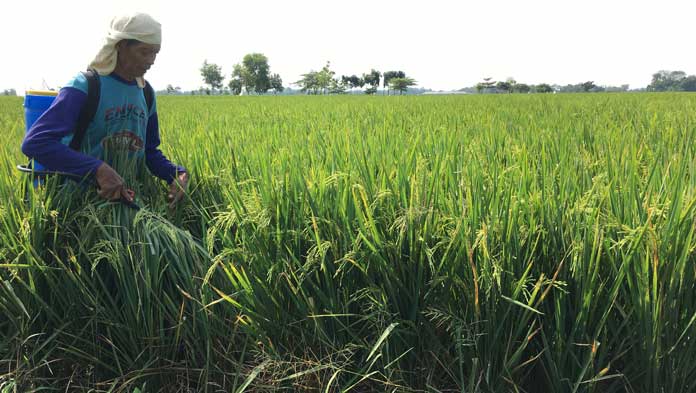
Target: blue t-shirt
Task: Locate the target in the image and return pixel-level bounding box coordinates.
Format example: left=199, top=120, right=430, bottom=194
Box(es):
left=63, top=73, right=153, bottom=160
left=22, top=72, right=185, bottom=183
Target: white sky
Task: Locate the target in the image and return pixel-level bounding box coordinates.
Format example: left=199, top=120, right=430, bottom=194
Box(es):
left=1, top=0, right=695, bottom=92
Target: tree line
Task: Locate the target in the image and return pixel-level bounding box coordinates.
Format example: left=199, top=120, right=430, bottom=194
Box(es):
left=466, top=70, right=696, bottom=94
left=647, top=70, right=696, bottom=92
left=199, top=54, right=284, bottom=95
left=198, top=61, right=696, bottom=96
left=469, top=78, right=629, bottom=94
left=294, top=63, right=416, bottom=95
left=198, top=54, right=417, bottom=96
left=4, top=66, right=696, bottom=97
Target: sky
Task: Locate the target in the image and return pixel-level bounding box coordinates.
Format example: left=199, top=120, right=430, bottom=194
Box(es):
left=1, top=0, right=695, bottom=93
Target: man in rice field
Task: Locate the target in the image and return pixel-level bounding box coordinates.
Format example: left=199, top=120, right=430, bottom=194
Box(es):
left=21, top=12, right=188, bottom=208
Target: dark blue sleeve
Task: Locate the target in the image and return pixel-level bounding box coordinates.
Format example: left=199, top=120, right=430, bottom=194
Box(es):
left=21, top=87, right=103, bottom=178
left=145, top=111, right=186, bottom=184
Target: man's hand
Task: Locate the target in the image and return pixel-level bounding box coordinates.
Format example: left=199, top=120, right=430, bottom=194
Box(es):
left=95, top=162, right=134, bottom=202
left=168, top=171, right=189, bottom=209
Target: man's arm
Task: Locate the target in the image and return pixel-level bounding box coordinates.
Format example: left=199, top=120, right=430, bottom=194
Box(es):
left=145, top=111, right=186, bottom=184
left=21, top=87, right=103, bottom=177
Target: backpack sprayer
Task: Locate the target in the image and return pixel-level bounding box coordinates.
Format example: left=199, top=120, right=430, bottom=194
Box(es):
left=19, top=82, right=141, bottom=210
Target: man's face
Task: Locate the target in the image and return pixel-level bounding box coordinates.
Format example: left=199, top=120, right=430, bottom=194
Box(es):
left=116, top=41, right=160, bottom=79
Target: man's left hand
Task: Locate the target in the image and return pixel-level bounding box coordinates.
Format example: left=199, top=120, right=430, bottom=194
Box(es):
left=168, top=172, right=189, bottom=209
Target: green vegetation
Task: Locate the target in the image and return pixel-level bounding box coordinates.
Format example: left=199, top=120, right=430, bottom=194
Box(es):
left=200, top=56, right=417, bottom=96
left=1, top=93, right=696, bottom=392
left=200, top=60, right=225, bottom=93
left=648, top=70, right=696, bottom=92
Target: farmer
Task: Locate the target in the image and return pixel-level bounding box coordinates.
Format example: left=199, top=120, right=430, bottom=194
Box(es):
left=21, top=12, right=188, bottom=208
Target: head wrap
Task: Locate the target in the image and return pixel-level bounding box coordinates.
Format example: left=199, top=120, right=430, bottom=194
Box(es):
left=89, top=12, right=161, bottom=88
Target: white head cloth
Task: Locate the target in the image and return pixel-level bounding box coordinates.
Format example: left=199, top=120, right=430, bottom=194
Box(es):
left=89, top=12, right=161, bottom=88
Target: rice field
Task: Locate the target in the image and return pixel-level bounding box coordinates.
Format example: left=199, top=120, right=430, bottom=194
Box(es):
left=1, top=93, right=696, bottom=392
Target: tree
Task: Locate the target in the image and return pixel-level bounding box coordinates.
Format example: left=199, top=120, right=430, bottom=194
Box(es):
left=270, top=73, right=284, bottom=94
left=500, top=78, right=517, bottom=93
left=228, top=53, right=274, bottom=94
left=496, top=81, right=512, bottom=93
left=557, top=84, right=581, bottom=93
left=296, top=71, right=320, bottom=94
left=316, top=62, right=335, bottom=94
left=513, top=83, right=531, bottom=93
left=648, top=70, right=687, bottom=91
left=229, top=78, right=243, bottom=95
left=580, top=81, right=596, bottom=92
left=535, top=83, right=553, bottom=93
left=388, top=77, right=417, bottom=95
left=680, top=75, right=696, bottom=92
left=295, top=62, right=338, bottom=95
left=341, top=75, right=365, bottom=93
left=363, top=69, right=381, bottom=95
left=242, top=53, right=271, bottom=94
left=382, top=71, right=405, bottom=95
left=3, top=88, right=17, bottom=96
left=476, top=77, right=496, bottom=93
left=329, top=78, right=347, bottom=94
left=200, top=60, right=224, bottom=93
left=229, top=64, right=248, bottom=95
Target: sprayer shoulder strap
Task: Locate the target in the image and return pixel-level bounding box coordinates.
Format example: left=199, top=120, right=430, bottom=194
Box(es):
left=69, top=69, right=100, bottom=151
left=144, top=80, right=155, bottom=114
left=68, top=71, right=154, bottom=152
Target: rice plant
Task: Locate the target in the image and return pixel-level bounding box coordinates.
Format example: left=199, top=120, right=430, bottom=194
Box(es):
left=1, top=93, right=695, bottom=392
